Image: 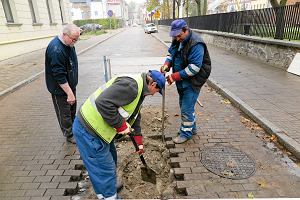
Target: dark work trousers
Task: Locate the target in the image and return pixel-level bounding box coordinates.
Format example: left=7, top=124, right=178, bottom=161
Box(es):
left=52, top=93, right=77, bottom=138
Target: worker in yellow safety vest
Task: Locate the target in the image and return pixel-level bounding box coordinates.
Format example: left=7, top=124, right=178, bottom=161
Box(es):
left=72, top=70, right=165, bottom=199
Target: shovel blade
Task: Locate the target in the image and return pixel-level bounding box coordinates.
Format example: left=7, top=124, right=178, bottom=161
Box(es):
left=141, top=166, right=156, bottom=184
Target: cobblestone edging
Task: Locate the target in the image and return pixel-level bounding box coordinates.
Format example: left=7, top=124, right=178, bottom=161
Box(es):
left=0, top=29, right=124, bottom=100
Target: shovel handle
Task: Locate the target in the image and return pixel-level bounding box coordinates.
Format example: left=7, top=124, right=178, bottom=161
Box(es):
left=129, top=132, right=147, bottom=166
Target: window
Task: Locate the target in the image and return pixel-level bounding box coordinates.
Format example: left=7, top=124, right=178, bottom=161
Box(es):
left=46, top=0, right=52, bottom=23
left=58, top=0, right=65, bottom=23
left=1, top=0, right=14, bottom=22
left=28, top=0, right=36, bottom=23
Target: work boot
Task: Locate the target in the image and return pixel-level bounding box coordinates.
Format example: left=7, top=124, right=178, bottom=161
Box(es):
left=173, top=136, right=189, bottom=144
left=66, top=136, right=76, bottom=144
left=116, top=180, right=124, bottom=193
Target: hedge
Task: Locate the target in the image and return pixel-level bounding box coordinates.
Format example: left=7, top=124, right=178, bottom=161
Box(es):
left=73, top=18, right=122, bottom=29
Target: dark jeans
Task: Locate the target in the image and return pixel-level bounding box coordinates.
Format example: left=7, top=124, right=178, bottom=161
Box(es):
left=52, top=93, right=77, bottom=138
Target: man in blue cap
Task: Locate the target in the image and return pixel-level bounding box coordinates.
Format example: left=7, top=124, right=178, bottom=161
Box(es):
left=161, top=19, right=211, bottom=144
left=72, top=70, right=165, bottom=199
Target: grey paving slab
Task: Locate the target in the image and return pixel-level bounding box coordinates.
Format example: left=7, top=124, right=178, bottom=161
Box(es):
left=153, top=26, right=300, bottom=159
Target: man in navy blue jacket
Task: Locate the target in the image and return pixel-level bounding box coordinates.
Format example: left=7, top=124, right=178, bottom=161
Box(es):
left=161, top=19, right=211, bottom=144
left=45, top=24, right=80, bottom=144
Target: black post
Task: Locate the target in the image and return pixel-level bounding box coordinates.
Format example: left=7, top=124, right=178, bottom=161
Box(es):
left=173, top=0, right=175, bottom=19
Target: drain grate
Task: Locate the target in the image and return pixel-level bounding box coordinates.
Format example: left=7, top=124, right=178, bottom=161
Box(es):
left=200, top=145, right=255, bottom=179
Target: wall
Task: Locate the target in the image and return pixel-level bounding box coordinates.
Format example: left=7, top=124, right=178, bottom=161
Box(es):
left=194, top=30, right=300, bottom=70
left=0, top=0, right=72, bottom=61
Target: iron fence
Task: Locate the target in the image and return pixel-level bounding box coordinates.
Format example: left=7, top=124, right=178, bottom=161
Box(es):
left=159, top=4, right=300, bottom=41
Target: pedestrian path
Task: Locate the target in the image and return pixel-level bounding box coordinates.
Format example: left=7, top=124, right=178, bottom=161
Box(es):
left=0, top=26, right=299, bottom=199
left=152, top=26, right=300, bottom=160
left=0, top=29, right=124, bottom=98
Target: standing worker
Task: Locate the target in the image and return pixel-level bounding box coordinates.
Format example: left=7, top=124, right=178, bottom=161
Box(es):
left=45, top=24, right=80, bottom=144
left=161, top=19, right=211, bottom=144
left=72, top=70, right=165, bottom=199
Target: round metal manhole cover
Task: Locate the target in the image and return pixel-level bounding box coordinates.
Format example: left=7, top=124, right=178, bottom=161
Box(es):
left=200, top=145, right=255, bottom=179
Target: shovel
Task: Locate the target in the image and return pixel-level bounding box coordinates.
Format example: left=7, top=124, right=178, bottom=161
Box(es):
left=129, top=132, right=157, bottom=184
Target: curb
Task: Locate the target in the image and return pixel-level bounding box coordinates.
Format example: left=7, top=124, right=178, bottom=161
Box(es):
left=0, top=29, right=124, bottom=100
left=151, top=33, right=300, bottom=160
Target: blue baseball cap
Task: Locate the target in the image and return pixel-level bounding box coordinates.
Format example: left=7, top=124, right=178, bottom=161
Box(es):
left=148, top=70, right=165, bottom=94
left=169, top=19, right=187, bottom=37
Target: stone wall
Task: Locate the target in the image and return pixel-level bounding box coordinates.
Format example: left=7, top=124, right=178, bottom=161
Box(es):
left=193, top=30, right=300, bottom=70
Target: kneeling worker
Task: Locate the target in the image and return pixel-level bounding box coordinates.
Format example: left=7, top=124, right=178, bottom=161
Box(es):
left=72, top=70, right=165, bottom=199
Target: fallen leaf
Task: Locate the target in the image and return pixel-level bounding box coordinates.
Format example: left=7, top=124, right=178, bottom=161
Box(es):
left=247, top=192, right=254, bottom=199
left=174, top=114, right=179, bottom=117
left=257, top=179, right=268, bottom=188
left=221, top=99, right=231, bottom=104
left=270, top=135, right=277, bottom=142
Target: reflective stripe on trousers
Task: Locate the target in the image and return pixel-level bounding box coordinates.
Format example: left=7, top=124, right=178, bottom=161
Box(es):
left=177, top=85, right=200, bottom=139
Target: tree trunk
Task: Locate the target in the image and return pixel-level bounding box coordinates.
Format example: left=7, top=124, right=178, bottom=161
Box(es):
left=203, top=0, right=207, bottom=15
left=185, top=0, right=189, bottom=17
left=274, top=6, right=285, bottom=39
left=195, top=0, right=202, bottom=15
left=167, top=0, right=170, bottom=19
left=173, top=0, right=176, bottom=19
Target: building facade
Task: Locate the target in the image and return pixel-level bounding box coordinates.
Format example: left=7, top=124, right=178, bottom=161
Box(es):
left=0, top=0, right=72, bottom=61
left=70, top=0, right=128, bottom=21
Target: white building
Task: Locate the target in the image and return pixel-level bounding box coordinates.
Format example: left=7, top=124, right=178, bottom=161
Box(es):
left=70, top=0, right=128, bottom=21
left=91, top=0, right=107, bottom=19
left=0, top=0, right=72, bottom=61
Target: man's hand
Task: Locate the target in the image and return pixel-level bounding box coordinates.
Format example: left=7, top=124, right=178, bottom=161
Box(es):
left=59, top=83, right=76, bottom=105
left=67, top=92, right=76, bottom=105
left=160, top=65, right=170, bottom=74
left=133, top=135, right=144, bottom=155
left=166, top=72, right=181, bottom=85
left=116, top=121, right=131, bottom=135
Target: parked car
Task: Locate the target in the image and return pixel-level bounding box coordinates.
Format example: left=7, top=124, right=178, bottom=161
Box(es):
left=80, top=23, right=102, bottom=32
left=144, top=23, right=158, bottom=34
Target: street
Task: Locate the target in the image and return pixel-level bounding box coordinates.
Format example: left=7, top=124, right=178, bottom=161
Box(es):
left=0, top=26, right=300, bottom=199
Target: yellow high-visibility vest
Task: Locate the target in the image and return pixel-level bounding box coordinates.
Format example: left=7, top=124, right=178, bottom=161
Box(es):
left=80, top=75, right=143, bottom=143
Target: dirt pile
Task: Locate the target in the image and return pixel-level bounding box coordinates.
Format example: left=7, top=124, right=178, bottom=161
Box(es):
left=73, top=106, right=178, bottom=199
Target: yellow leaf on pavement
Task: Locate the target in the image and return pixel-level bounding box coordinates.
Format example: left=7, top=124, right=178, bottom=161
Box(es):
left=221, top=99, right=231, bottom=104
left=247, top=192, right=254, bottom=198
left=270, top=134, right=277, bottom=142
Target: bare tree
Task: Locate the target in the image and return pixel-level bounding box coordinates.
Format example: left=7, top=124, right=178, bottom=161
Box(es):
left=269, top=0, right=288, bottom=39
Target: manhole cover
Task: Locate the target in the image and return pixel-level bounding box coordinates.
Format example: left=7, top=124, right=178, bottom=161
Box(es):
left=200, top=145, right=255, bottom=179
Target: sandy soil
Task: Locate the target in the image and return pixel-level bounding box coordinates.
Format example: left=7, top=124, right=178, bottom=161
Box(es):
left=73, top=106, right=178, bottom=199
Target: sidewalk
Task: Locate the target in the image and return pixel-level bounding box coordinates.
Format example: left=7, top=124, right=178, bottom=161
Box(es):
left=0, top=26, right=299, bottom=199
left=152, top=26, right=300, bottom=160
left=0, top=29, right=124, bottom=99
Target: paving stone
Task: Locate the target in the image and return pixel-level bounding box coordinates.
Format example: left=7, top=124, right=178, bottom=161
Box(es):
left=44, top=189, right=65, bottom=196
left=39, top=182, right=59, bottom=189
left=46, top=170, right=64, bottom=176
left=25, top=189, right=46, bottom=197
left=20, top=183, right=40, bottom=190
left=51, top=176, right=71, bottom=183
left=33, top=176, right=53, bottom=183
